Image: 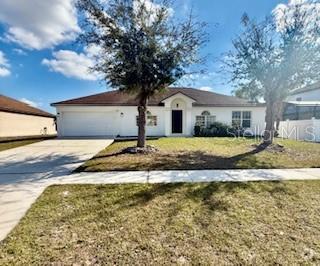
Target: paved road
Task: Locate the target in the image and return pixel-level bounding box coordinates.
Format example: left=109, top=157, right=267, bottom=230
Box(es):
left=0, top=139, right=113, bottom=241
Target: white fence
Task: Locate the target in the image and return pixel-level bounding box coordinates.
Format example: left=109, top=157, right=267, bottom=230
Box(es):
left=278, top=118, right=320, bottom=142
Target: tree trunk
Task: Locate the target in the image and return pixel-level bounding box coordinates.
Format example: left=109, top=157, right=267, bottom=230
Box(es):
left=263, top=100, right=276, bottom=145
left=137, top=96, right=148, bottom=148
left=275, top=101, right=284, bottom=137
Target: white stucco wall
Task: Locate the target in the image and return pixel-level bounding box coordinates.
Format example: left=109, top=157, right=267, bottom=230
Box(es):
left=56, top=106, right=165, bottom=137
left=161, top=93, right=195, bottom=136
left=55, top=102, right=266, bottom=137
left=287, top=89, right=320, bottom=101
left=0, top=111, right=56, bottom=138
left=192, top=107, right=266, bottom=136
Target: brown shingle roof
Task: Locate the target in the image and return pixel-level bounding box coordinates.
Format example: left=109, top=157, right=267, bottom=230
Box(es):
left=0, top=95, right=55, bottom=118
left=52, top=87, right=264, bottom=107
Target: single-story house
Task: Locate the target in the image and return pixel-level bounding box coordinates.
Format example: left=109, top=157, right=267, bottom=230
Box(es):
left=52, top=87, right=266, bottom=137
left=0, top=94, right=56, bottom=138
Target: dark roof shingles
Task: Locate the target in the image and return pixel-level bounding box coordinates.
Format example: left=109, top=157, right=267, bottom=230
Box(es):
left=0, top=95, right=55, bottom=118
left=52, top=87, right=263, bottom=107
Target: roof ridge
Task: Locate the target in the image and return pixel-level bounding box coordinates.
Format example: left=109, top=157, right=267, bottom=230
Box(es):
left=51, top=87, right=264, bottom=107
left=170, top=87, right=245, bottom=99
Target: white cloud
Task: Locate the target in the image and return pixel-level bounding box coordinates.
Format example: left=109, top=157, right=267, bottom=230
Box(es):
left=42, top=49, right=100, bottom=81
left=133, top=0, right=173, bottom=27
left=0, top=68, right=10, bottom=77
left=0, top=51, right=9, bottom=67
left=0, top=0, right=80, bottom=50
left=0, top=51, right=11, bottom=77
left=20, top=98, right=41, bottom=108
left=13, top=48, right=27, bottom=55
left=84, top=44, right=103, bottom=58
left=199, top=86, right=214, bottom=91
left=177, top=0, right=192, bottom=17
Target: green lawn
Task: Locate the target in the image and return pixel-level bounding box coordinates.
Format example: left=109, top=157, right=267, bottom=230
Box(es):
left=1, top=181, right=319, bottom=265
left=0, top=139, right=45, bottom=152
left=77, top=137, right=320, bottom=171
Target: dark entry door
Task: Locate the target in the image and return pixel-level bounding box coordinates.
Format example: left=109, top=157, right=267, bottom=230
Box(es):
left=172, top=110, right=183, bottom=134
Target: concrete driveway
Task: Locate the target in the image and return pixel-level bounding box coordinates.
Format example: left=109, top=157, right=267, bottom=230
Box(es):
left=0, top=138, right=113, bottom=241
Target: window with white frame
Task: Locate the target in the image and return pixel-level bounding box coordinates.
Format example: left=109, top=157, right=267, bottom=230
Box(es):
left=232, top=111, right=241, bottom=128
left=147, top=115, right=157, bottom=126
left=196, top=111, right=216, bottom=128
left=232, top=111, right=252, bottom=128
left=196, top=115, right=205, bottom=127
left=136, top=111, right=157, bottom=127
left=242, top=111, right=251, bottom=128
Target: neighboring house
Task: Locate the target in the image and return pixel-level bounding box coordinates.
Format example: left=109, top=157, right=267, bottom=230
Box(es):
left=52, top=87, right=266, bottom=137
left=287, top=82, right=320, bottom=102
left=283, top=83, right=320, bottom=121
left=283, top=101, right=320, bottom=121
left=0, top=95, right=56, bottom=138
left=279, top=83, right=320, bottom=142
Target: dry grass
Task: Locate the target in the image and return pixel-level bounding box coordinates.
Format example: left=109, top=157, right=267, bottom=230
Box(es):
left=0, top=181, right=319, bottom=265
left=0, top=139, right=45, bottom=152
left=77, top=137, right=320, bottom=171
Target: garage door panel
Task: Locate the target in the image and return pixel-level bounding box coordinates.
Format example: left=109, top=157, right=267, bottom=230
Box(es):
left=62, top=112, right=117, bottom=136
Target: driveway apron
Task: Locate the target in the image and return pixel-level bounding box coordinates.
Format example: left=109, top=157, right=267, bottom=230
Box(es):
left=0, top=139, right=113, bottom=241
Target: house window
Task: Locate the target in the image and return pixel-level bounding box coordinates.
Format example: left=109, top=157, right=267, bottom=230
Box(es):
left=202, top=111, right=211, bottom=116
left=232, top=111, right=252, bottom=128
left=206, top=115, right=216, bottom=127
left=232, top=111, right=241, bottom=128
left=196, top=116, right=206, bottom=127
left=298, top=106, right=314, bottom=120
left=147, top=116, right=157, bottom=126
left=196, top=111, right=216, bottom=128
left=283, top=104, right=320, bottom=121
left=136, top=111, right=157, bottom=127
left=283, top=104, right=298, bottom=120
left=242, top=111, right=251, bottom=128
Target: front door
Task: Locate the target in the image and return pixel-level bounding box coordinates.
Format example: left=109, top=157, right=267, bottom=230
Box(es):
left=172, top=110, right=183, bottom=134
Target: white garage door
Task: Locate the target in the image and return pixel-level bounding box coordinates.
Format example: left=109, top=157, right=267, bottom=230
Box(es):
left=61, top=112, right=117, bottom=137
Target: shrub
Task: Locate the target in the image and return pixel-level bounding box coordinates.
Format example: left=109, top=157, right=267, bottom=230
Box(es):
left=194, top=125, right=201, bottom=137
left=209, top=122, right=231, bottom=137
left=194, top=122, right=248, bottom=137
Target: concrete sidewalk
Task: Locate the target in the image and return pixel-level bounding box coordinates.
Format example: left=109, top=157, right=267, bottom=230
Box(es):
left=1, top=168, right=320, bottom=242
left=56, top=168, right=320, bottom=184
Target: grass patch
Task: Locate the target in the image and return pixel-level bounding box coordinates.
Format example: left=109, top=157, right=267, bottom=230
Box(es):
left=77, top=137, right=320, bottom=171
left=0, top=181, right=319, bottom=264
left=0, top=139, right=45, bottom=152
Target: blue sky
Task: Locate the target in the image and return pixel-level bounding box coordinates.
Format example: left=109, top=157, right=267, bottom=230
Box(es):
left=0, top=0, right=286, bottom=113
